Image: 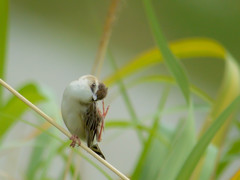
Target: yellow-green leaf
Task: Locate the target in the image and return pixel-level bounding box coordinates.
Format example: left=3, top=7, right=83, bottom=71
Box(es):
left=103, top=38, right=225, bottom=87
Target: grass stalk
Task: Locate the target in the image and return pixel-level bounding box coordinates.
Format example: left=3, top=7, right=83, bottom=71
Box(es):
left=92, top=0, right=120, bottom=78
left=63, top=149, right=74, bottom=180
left=108, top=52, right=145, bottom=144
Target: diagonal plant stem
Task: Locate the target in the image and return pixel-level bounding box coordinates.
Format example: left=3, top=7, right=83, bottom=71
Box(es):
left=0, top=79, right=129, bottom=180
left=73, top=154, right=81, bottom=180
left=108, top=52, right=145, bottom=144
left=92, top=0, right=121, bottom=78
left=142, top=0, right=190, bottom=104
left=132, top=85, right=170, bottom=179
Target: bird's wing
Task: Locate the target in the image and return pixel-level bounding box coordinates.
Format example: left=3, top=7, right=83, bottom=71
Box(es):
left=84, top=102, right=102, bottom=147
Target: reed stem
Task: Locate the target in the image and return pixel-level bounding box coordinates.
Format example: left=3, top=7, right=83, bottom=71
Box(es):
left=91, top=0, right=120, bottom=78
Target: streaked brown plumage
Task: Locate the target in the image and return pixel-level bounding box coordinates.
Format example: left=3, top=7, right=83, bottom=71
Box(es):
left=84, top=101, right=105, bottom=159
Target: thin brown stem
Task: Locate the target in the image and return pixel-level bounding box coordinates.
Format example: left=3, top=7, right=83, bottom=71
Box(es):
left=91, top=0, right=120, bottom=78
left=73, top=154, right=81, bottom=180
left=63, top=149, right=74, bottom=180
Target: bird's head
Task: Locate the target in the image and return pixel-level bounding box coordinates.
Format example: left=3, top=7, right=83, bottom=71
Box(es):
left=65, top=75, right=108, bottom=103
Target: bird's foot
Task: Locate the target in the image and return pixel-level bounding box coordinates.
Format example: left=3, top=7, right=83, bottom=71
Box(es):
left=97, top=100, right=110, bottom=142
left=102, top=100, right=110, bottom=118
left=70, top=135, right=81, bottom=148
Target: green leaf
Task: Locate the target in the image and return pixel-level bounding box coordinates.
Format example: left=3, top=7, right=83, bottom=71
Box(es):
left=217, top=140, right=240, bottom=177
left=25, top=100, right=66, bottom=180
left=103, top=38, right=225, bottom=87
left=157, top=118, right=195, bottom=180
left=26, top=133, right=51, bottom=180
left=106, top=120, right=170, bottom=146
left=176, top=95, right=240, bottom=180
left=39, top=136, right=60, bottom=179
left=37, top=101, right=66, bottom=179
left=199, top=145, right=218, bottom=180
left=142, top=0, right=190, bottom=104
left=57, top=142, right=113, bottom=180
left=132, top=85, right=170, bottom=180
left=0, top=0, right=8, bottom=106
left=0, top=83, right=47, bottom=139
left=129, top=75, right=213, bottom=104
left=208, top=54, right=240, bottom=147
left=192, top=53, right=240, bottom=179
left=136, top=132, right=170, bottom=180
left=107, top=52, right=145, bottom=144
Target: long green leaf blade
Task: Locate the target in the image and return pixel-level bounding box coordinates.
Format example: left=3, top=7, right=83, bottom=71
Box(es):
left=132, top=85, right=170, bottom=180
left=0, top=0, right=8, bottom=107
left=176, top=95, right=240, bottom=180
left=157, top=117, right=195, bottom=180
left=199, top=145, right=218, bottom=180
left=104, top=38, right=225, bottom=86
left=26, top=133, right=50, bottom=180
left=108, top=52, right=145, bottom=143
left=142, top=0, right=190, bottom=103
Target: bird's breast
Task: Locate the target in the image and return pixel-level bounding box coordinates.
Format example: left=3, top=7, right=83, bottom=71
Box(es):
left=61, top=97, right=89, bottom=140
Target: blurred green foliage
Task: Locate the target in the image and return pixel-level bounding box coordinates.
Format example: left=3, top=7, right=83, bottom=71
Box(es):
left=0, top=1, right=240, bottom=180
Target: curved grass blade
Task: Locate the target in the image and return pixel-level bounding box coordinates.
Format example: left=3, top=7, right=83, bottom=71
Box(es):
left=130, top=75, right=213, bottom=104
left=105, top=120, right=170, bottom=146
left=103, top=38, right=225, bottom=87
left=176, top=95, right=240, bottom=180
left=192, top=53, right=240, bottom=179
left=142, top=0, right=190, bottom=104
left=209, top=54, right=240, bottom=147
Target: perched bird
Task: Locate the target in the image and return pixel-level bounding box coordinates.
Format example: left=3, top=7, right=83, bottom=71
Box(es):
left=61, top=75, right=109, bottom=159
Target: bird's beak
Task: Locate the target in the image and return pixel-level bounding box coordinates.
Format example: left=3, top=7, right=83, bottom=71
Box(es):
left=92, top=93, right=97, bottom=101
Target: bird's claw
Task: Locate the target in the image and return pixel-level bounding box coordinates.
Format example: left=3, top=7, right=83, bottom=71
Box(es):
left=98, top=100, right=109, bottom=119
left=70, top=135, right=81, bottom=148
left=102, top=100, right=110, bottom=118
left=97, top=100, right=110, bottom=142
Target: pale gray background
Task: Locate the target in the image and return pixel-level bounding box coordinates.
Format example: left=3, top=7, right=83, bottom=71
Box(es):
left=1, top=0, right=239, bottom=179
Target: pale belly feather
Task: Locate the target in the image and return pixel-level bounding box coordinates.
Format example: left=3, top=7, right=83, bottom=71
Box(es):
left=61, top=97, right=88, bottom=140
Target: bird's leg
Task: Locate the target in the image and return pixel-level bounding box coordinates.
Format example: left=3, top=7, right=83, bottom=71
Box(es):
left=97, top=100, right=109, bottom=142
left=70, top=135, right=81, bottom=148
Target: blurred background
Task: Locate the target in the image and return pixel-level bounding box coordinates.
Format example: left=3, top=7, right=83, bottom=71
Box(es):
left=1, top=0, right=240, bottom=179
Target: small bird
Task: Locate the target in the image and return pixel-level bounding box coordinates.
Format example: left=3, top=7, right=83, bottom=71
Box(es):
left=61, top=75, right=109, bottom=159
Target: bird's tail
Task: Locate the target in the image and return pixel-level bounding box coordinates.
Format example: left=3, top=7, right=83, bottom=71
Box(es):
left=91, top=144, right=105, bottom=159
